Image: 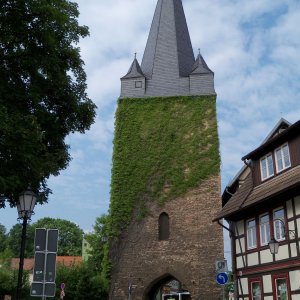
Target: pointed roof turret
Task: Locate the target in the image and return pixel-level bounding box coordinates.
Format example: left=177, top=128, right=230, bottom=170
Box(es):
left=191, top=50, right=213, bottom=75
left=141, top=0, right=195, bottom=79
left=122, top=55, right=145, bottom=79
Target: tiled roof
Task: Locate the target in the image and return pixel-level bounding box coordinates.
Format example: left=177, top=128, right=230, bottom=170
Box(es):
left=11, top=258, right=34, bottom=270
left=10, top=256, right=82, bottom=270
left=214, top=165, right=300, bottom=220
left=56, top=256, right=82, bottom=266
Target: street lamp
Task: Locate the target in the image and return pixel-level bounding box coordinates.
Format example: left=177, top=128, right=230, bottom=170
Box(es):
left=268, top=219, right=296, bottom=255
left=16, top=190, right=37, bottom=300
left=268, top=238, right=279, bottom=255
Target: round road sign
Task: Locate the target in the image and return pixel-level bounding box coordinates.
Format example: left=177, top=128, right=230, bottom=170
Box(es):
left=216, top=272, right=229, bottom=285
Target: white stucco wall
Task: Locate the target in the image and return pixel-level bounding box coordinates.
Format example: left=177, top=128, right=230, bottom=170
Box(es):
left=287, top=199, right=293, bottom=218
left=295, top=196, right=300, bottom=215
left=263, top=275, right=272, bottom=293
left=247, top=252, right=259, bottom=266
left=236, top=237, right=245, bottom=254
left=236, top=220, right=244, bottom=235
left=236, top=256, right=246, bottom=269
left=260, top=249, right=273, bottom=264
left=238, top=277, right=249, bottom=295
left=275, top=244, right=289, bottom=261
left=289, top=270, right=300, bottom=291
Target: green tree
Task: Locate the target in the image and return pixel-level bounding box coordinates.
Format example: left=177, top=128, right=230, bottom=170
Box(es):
left=85, top=215, right=107, bottom=271
left=6, top=218, right=83, bottom=257
left=85, top=215, right=110, bottom=291
left=0, top=250, right=17, bottom=299
left=32, top=218, right=83, bottom=256
left=0, top=224, right=7, bottom=252
left=55, top=263, right=108, bottom=300
left=6, top=223, right=35, bottom=257
left=0, top=0, right=96, bottom=207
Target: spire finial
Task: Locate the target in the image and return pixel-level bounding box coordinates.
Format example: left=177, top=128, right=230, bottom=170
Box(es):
left=134, top=52, right=137, bottom=59
left=198, top=48, right=201, bottom=56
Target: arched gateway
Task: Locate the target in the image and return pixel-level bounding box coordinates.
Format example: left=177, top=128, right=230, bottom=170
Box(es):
left=144, top=274, right=191, bottom=300
left=108, top=0, right=223, bottom=299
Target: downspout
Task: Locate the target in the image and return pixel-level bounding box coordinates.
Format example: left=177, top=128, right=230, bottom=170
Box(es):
left=242, top=159, right=251, bottom=168
left=217, top=220, right=238, bottom=299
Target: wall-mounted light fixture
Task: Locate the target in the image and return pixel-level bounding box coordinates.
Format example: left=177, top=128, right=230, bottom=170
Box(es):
left=268, top=218, right=296, bottom=255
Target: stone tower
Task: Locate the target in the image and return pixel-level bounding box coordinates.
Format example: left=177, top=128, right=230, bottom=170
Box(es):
left=109, top=0, right=223, bottom=299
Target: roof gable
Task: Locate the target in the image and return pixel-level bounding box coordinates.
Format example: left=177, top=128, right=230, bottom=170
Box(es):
left=243, top=119, right=300, bottom=161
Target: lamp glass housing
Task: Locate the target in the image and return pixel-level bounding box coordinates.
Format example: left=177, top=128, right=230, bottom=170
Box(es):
left=268, top=238, right=279, bottom=255
left=17, top=190, right=37, bottom=219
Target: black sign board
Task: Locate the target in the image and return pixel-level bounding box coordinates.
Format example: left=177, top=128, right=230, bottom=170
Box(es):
left=31, top=282, right=56, bottom=297
left=35, top=228, right=47, bottom=252
left=31, top=228, right=59, bottom=298
left=47, top=229, right=59, bottom=252
left=33, top=252, right=45, bottom=282
left=45, top=253, right=57, bottom=282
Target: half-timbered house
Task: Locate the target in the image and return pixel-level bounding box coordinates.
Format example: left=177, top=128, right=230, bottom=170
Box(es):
left=215, top=118, right=300, bottom=300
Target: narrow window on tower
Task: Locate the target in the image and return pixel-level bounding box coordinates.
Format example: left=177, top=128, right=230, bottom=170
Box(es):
left=159, top=212, right=170, bottom=240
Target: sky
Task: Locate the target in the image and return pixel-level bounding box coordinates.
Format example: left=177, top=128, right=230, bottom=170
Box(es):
left=1, top=0, right=300, bottom=264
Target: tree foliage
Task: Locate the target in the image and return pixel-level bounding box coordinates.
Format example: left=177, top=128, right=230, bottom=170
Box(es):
left=55, top=263, right=108, bottom=300
left=0, top=224, right=7, bottom=252
left=85, top=215, right=110, bottom=292
left=0, top=0, right=96, bottom=207
left=5, top=217, right=83, bottom=257
left=6, top=223, right=35, bottom=257
left=32, top=217, right=84, bottom=256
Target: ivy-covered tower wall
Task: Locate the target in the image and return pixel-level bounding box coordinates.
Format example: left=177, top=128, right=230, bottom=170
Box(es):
left=108, top=1, right=223, bottom=299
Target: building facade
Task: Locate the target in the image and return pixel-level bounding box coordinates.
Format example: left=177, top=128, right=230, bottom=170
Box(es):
left=215, top=119, right=300, bottom=300
left=109, top=0, right=223, bottom=299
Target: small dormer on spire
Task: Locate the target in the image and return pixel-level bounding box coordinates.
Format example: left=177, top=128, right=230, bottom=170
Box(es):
left=191, top=50, right=213, bottom=75
left=189, top=49, right=215, bottom=95
left=122, top=54, right=145, bottom=79
left=121, top=54, right=146, bottom=98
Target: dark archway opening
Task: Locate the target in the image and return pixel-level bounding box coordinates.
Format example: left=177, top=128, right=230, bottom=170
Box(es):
left=145, top=275, right=191, bottom=300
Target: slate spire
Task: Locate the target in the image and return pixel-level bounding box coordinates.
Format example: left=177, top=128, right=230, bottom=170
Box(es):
left=120, top=0, right=215, bottom=98
left=141, top=0, right=195, bottom=78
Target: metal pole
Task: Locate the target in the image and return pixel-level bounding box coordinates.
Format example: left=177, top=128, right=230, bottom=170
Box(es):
left=16, top=217, right=28, bottom=300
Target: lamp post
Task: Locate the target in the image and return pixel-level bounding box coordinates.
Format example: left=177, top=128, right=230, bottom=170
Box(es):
left=268, top=218, right=296, bottom=255
left=16, top=190, right=37, bottom=300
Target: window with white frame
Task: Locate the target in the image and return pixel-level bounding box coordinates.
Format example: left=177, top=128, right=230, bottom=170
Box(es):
left=260, top=154, right=274, bottom=180
left=260, top=214, right=270, bottom=246
left=275, top=144, right=291, bottom=173
left=273, top=208, right=285, bottom=241
left=247, top=219, right=257, bottom=249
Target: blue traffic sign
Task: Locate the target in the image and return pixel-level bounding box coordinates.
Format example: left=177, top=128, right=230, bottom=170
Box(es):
left=216, top=272, right=229, bottom=285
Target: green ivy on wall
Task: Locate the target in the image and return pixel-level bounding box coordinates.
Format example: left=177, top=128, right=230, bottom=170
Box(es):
left=109, top=95, right=220, bottom=237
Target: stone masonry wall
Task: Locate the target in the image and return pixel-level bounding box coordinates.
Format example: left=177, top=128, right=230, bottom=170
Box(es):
left=109, top=174, right=223, bottom=300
